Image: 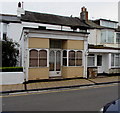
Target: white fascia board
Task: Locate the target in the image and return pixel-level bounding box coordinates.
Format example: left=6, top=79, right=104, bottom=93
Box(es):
left=22, top=21, right=75, bottom=31
left=27, top=30, right=87, bottom=40
left=22, top=21, right=62, bottom=30
left=89, top=49, right=120, bottom=53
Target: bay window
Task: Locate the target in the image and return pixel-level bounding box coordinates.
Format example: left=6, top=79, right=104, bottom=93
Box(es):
left=101, top=30, right=114, bottom=43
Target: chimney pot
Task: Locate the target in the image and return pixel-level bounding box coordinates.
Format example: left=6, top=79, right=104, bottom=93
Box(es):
left=80, top=6, right=88, bottom=21
left=18, top=2, right=21, bottom=8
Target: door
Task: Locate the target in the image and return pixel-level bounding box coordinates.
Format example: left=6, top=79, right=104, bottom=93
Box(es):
left=49, top=50, right=61, bottom=77
left=97, top=55, right=103, bottom=73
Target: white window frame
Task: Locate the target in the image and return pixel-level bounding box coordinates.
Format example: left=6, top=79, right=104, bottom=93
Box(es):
left=101, top=30, right=114, bottom=44
left=111, top=54, right=120, bottom=68
left=29, top=48, right=49, bottom=68
left=87, top=54, right=95, bottom=67
left=116, top=32, right=120, bottom=44
left=62, top=49, right=83, bottom=67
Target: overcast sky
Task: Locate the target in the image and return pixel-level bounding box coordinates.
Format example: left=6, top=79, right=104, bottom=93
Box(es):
left=0, top=0, right=120, bottom=21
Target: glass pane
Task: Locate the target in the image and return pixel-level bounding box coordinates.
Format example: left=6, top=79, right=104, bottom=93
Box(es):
left=39, top=50, right=47, bottom=58
left=69, top=51, right=75, bottom=58
left=29, top=50, right=38, bottom=67
left=76, top=51, right=82, bottom=58
left=76, top=59, right=82, bottom=66
left=63, top=50, right=67, bottom=57
left=39, top=50, right=47, bottom=67
left=56, top=51, right=61, bottom=71
left=39, top=59, right=47, bottom=67
left=108, top=31, right=114, bottom=43
left=30, top=50, right=38, bottom=57
left=29, top=58, right=38, bottom=67
left=101, top=31, right=106, bottom=43
left=111, top=54, right=114, bottom=66
left=87, top=57, right=95, bottom=66
left=50, top=39, right=62, bottom=49
left=49, top=51, right=55, bottom=71
left=69, top=51, right=75, bottom=66
left=116, top=33, right=120, bottom=44
left=97, top=55, right=102, bottom=66
left=63, top=58, right=67, bottom=66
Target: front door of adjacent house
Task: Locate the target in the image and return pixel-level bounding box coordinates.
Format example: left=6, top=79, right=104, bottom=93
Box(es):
left=49, top=50, right=61, bottom=77
left=97, top=55, right=103, bottom=73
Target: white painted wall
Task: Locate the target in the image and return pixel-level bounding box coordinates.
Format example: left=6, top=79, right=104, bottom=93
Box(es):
left=88, top=29, right=101, bottom=45
left=0, top=72, right=24, bottom=85
left=118, top=1, right=120, bottom=26
left=7, top=23, right=23, bottom=42
left=88, top=29, right=96, bottom=45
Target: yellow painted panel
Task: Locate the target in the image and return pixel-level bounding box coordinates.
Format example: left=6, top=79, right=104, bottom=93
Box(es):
left=62, top=40, right=84, bottom=50
left=28, top=68, right=49, bottom=80
left=62, top=67, right=84, bottom=78
left=28, top=38, right=49, bottom=48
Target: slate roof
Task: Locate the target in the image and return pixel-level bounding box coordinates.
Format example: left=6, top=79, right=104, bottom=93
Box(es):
left=116, top=26, right=120, bottom=32
left=21, top=11, right=90, bottom=29
left=85, top=20, right=104, bottom=29
left=0, top=14, right=20, bottom=23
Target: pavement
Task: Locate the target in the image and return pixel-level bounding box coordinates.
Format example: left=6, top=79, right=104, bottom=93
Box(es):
left=0, top=75, right=120, bottom=94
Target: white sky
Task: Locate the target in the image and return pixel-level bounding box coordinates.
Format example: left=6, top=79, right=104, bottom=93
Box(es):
left=0, top=0, right=120, bottom=21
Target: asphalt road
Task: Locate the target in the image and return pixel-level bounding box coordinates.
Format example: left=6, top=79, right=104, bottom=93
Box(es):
left=2, top=84, right=119, bottom=112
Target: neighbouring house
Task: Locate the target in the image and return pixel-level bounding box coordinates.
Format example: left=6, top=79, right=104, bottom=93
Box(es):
left=19, top=4, right=90, bottom=81
left=80, top=7, right=120, bottom=76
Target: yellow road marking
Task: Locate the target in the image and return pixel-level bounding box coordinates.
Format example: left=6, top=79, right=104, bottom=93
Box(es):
left=0, top=83, right=118, bottom=98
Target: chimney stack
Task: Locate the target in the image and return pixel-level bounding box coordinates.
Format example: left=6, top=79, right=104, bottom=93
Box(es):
left=80, top=6, right=88, bottom=21
left=17, top=2, right=25, bottom=17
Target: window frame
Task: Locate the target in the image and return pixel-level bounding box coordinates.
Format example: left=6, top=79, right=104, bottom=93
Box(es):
left=87, top=54, right=95, bottom=67
left=116, top=32, right=120, bottom=44
left=101, top=30, right=114, bottom=44
left=111, top=54, right=120, bottom=68
left=29, top=48, right=48, bottom=68
left=62, top=50, right=83, bottom=67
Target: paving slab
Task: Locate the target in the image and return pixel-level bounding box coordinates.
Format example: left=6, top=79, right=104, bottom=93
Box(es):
left=0, top=76, right=119, bottom=93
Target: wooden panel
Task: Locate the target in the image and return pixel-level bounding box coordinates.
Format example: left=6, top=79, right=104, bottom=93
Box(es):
left=62, top=67, right=84, bottom=78
left=28, top=38, right=49, bottom=48
left=62, top=40, right=84, bottom=50
left=28, top=68, right=49, bottom=80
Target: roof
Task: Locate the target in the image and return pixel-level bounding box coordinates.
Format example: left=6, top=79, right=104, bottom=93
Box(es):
left=85, top=20, right=118, bottom=30
left=116, top=26, right=120, bottom=32
left=89, top=45, right=120, bottom=50
left=21, top=11, right=90, bottom=29
left=0, top=14, right=20, bottom=23
left=94, top=19, right=118, bottom=23
left=85, top=20, right=104, bottom=29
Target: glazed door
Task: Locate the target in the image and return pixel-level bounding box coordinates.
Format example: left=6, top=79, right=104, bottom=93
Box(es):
left=97, top=55, right=103, bottom=73
left=49, top=50, right=61, bottom=77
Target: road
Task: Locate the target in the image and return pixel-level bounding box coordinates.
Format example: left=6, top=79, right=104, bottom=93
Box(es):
left=1, top=84, right=119, bottom=112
